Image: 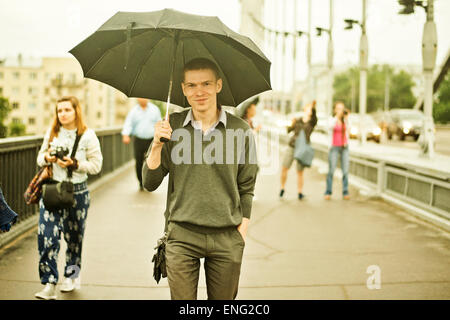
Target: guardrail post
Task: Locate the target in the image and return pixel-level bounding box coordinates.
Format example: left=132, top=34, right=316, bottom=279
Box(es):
left=377, top=161, right=385, bottom=196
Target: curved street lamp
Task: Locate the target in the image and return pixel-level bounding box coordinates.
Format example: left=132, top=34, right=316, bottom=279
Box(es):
left=398, top=0, right=437, bottom=158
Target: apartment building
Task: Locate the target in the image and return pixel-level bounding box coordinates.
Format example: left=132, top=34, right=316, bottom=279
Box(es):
left=0, top=55, right=135, bottom=135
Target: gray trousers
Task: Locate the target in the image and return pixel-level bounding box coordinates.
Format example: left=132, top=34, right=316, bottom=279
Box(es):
left=165, top=222, right=245, bottom=300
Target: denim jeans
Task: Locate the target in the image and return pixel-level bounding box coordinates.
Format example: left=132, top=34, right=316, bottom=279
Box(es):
left=325, top=146, right=349, bottom=196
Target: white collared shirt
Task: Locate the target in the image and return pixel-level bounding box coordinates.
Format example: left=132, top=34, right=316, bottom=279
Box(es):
left=182, top=108, right=227, bottom=135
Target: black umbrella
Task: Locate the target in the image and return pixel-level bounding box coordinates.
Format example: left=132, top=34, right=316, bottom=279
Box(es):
left=69, top=8, right=272, bottom=122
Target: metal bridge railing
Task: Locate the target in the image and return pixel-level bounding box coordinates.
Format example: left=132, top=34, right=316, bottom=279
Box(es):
left=260, top=127, right=450, bottom=224
left=0, top=127, right=134, bottom=225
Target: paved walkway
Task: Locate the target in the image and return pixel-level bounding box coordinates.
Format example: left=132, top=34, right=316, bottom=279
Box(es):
left=1, top=142, right=450, bottom=299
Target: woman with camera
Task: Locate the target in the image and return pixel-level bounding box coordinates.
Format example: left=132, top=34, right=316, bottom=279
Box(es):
left=34, top=96, right=102, bottom=300
left=324, top=101, right=350, bottom=200
left=279, top=101, right=317, bottom=200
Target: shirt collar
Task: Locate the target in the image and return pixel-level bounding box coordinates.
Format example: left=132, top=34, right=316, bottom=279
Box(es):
left=182, top=108, right=227, bottom=131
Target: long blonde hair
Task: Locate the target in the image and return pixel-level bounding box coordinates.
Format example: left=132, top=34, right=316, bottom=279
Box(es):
left=49, top=96, right=87, bottom=141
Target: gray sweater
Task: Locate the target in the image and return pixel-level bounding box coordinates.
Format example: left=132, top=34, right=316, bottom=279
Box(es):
left=142, top=109, right=259, bottom=231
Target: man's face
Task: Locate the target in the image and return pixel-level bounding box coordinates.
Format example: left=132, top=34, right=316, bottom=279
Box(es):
left=182, top=69, right=222, bottom=113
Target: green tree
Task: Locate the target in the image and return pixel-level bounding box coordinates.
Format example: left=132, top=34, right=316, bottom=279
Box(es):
left=390, top=70, right=416, bottom=109
left=433, top=73, right=450, bottom=123
left=367, top=65, right=389, bottom=113
left=8, top=122, right=26, bottom=137
left=0, top=96, right=11, bottom=138
left=333, top=64, right=416, bottom=113
left=333, top=67, right=359, bottom=112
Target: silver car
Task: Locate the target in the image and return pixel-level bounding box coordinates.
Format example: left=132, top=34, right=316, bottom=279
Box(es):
left=348, top=114, right=382, bottom=143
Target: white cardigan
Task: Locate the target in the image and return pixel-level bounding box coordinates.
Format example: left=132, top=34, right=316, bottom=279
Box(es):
left=37, top=127, right=103, bottom=183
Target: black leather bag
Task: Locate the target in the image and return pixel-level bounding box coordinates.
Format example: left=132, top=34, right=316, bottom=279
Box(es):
left=42, top=180, right=75, bottom=210
left=42, top=132, right=82, bottom=211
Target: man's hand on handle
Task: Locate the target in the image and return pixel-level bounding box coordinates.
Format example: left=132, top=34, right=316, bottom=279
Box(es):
left=146, top=119, right=172, bottom=170
left=153, top=119, right=172, bottom=147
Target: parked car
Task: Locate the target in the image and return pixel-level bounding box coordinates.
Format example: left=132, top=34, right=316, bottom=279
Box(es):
left=386, top=109, right=425, bottom=141
left=371, top=111, right=392, bottom=132
left=347, top=114, right=382, bottom=143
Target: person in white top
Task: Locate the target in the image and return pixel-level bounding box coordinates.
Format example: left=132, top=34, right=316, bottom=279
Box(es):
left=34, top=96, right=102, bottom=300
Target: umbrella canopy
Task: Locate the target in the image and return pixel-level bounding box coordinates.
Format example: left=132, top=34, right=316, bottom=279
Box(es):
left=69, top=9, right=272, bottom=108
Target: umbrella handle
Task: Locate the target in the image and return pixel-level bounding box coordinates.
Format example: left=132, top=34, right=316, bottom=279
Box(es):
left=160, top=79, right=173, bottom=143
left=160, top=31, right=180, bottom=143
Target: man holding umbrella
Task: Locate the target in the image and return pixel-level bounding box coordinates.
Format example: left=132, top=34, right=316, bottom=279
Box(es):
left=69, top=8, right=271, bottom=299
left=143, top=58, right=259, bottom=300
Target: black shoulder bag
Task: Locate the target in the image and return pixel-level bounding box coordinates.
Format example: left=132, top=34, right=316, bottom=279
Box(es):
left=42, top=132, right=82, bottom=211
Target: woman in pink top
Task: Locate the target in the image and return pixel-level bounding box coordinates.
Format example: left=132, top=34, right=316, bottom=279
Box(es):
left=325, top=102, right=350, bottom=200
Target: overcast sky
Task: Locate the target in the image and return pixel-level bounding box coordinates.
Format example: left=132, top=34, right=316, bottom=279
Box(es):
left=1, top=0, right=449, bottom=88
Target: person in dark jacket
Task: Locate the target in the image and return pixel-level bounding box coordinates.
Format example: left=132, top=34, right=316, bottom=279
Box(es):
left=279, top=100, right=317, bottom=200
left=0, top=187, right=17, bottom=232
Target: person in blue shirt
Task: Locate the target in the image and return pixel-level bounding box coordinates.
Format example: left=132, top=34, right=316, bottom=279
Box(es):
left=122, top=98, right=162, bottom=191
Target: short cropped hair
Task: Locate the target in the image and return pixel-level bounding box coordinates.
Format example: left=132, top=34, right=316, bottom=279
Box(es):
left=183, top=58, right=221, bottom=82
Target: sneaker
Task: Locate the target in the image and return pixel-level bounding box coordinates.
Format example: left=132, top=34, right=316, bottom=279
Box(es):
left=324, top=194, right=331, bottom=200
left=60, top=277, right=81, bottom=292
left=279, top=189, right=285, bottom=198
left=35, top=283, right=57, bottom=300
left=343, top=194, right=350, bottom=200
left=298, top=193, right=304, bottom=200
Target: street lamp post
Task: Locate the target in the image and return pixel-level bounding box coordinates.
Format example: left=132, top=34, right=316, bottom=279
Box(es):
left=398, top=0, right=437, bottom=158
left=316, top=0, right=334, bottom=118
left=292, top=0, right=298, bottom=112
left=296, top=29, right=311, bottom=111
left=422, top=0, right=437, bottom=157
left=307, top=0, right=313, bottom=104
left=360, top=1, right=368, bottom=145
left=282, top=0, right=287, bottom=115
left=344, top=0, right=368, bottom=145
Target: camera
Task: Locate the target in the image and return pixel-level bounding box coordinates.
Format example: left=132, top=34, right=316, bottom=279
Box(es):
left=50, top=146, right=69, bottom=159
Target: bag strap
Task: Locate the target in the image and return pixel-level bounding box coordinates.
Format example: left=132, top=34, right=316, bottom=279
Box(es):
left=67, top=132, right=83, bottom=179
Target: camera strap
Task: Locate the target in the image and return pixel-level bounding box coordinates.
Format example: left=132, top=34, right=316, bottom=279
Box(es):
left=67, top=131, right=83, bottom=180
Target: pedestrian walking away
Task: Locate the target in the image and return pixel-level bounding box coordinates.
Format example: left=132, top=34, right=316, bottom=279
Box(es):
left=280, top=101, right=317, bottom=200
left=34, top=96, right=103, bottom=300
left=143, top=58, right=259, bottom=300
left=122, top=98, right=162, bottom=191
left=324, top=101, right=350, bottom=200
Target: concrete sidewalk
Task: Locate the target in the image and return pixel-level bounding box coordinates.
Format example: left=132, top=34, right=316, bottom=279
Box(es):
left=0, top=147, right=449, bottom=299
